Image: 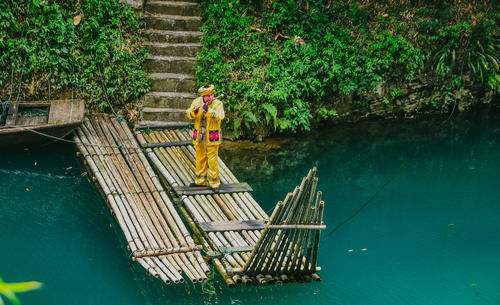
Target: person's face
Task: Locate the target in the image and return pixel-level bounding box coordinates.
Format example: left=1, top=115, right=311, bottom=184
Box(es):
left=203, top=94, right=214, bottom=104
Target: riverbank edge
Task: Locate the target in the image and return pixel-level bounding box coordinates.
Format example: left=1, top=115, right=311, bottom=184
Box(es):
left=221, top=100, right=500, bottom=142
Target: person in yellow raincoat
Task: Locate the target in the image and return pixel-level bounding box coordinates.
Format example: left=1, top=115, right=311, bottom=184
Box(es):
left=186, top=85, right=225, bottom=189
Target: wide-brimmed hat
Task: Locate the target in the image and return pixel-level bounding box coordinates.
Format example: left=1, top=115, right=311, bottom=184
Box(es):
left=198, top=85, right=215, bottom=96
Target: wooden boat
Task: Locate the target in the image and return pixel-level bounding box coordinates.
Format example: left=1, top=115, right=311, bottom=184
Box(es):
left=0, top=99, right=85, bottom=146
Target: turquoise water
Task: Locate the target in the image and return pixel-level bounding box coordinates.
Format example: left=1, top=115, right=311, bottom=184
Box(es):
left=1, top=106, right=500, bottom=304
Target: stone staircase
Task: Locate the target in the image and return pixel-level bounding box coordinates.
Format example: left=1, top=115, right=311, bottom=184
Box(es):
left=141, top=0, right=202, bottom=125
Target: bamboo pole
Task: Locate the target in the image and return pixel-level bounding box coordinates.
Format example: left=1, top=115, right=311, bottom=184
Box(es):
left=135, top=131, right=179, bottom=187
left=142, top=128, right=270, bottom=279
left=261, top=194, right=294, bottom=274
left=77, top=126, right=147, bottom=250
left=311, top=199, right=324, bottom=273
left=76, top=117, right=209, bottom=284
left=242, top=200, right=284, bottom=273
left=74, top=135, right=138, bottom=252
left=88, top=119, right=164, bottom=250
left=135, top=258, right=161, bottom=279
left=103, top=120, right=177, bottom=247
left=189, top=196, right=244, bottom=268
left=132, top=246, right=203, bottom=258
left=83, top=119, right=185, bottom=279
left=150, top=132, right=191, bottom=185
left=128, top=128, right=202, bottom=248
left=80, top=123, right=148, bottom=246
left=112, top=118, right=207, bottom=281
left=158, top=130, right=196, bottom=178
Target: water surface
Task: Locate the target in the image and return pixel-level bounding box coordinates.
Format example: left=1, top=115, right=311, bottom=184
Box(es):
left=1, top=106, right=499, bottom=304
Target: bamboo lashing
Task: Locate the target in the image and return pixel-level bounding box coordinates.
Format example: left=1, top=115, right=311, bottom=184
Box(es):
left=136, top=127, right=324, bottom=286
left=74, top=115, right=209, bottom=284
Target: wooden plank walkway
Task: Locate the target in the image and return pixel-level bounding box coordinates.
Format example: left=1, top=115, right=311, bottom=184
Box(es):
left=74, top=116, right=210, bottom=284
left=136, top=127, right=324, bottom=286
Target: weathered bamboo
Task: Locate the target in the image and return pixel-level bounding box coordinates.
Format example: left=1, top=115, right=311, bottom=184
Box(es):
left=156, top=131, right=254, bottom=274
left=113, top=118, right=207, bottom=282
left=157, top=131, right=195, bottom=178
left=104, top=121, right=176, bottom=247
left=286, top=177, right=314, bottom=273
left=150, top=132, right=191, bottom=185
left=180, top=207, right=233, bottom=285
left=76, top=116, right=208, bottom=284
left=136, top=126, right=324, bottom=286
left=136, top=258, right=161, bottom=279
left=135, top=131, right=179, bottom=187
left=87, top=119, right=163, bottom=250
left=74, top=135, right=138, bottom=252
left=81, top=120, right=185, bottom=279
left=189, top=196, right=244, bottom=267
left=77, top=126, right=147, bottom=250
left=127, top=129, right=205, bottom=244
left=114, top=135, right=200, bottom=282
left=132, top=246, right=203, bottom=258
left=77, top=130, right=176, bottom=280
left=261, top=194, right=294, bottom=273
left=240, top=168, right=323, bottom=276
left=150, top=256, right=178, bottom=284
left=126, top=123, right=206, bottom=270
left=311, top=199, right=324, bottom=273
left=242, top=200, right=284, bottom=273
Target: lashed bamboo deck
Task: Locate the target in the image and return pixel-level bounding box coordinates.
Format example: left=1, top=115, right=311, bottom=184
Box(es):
left=135, top=127, right=325, bottom=286
left=74, top=116, right=210, bottom=284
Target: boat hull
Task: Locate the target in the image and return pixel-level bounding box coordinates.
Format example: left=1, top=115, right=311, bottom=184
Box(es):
left=0, top=121, right=82, bottom=147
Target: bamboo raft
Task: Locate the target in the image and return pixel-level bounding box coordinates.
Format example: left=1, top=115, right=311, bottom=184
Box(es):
left=135, top=126, right=325, bottom=286
left=74, top=116, right=210, bottom=284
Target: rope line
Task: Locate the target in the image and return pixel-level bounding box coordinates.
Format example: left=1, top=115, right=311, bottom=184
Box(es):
left=4, top=122, right=141, bottom=151
left=323, top=160, right=410, bottom=240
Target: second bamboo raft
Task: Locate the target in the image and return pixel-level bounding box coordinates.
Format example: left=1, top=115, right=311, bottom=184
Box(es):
left=136, top=127, right=325, bottom=286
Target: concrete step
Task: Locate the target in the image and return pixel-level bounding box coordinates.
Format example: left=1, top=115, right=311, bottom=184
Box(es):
left=146, top=55, right=197, bottom=74
left=145, top=1, right=201, bottom=16
left=148, top=73, right=196, bottom=92
left=144, top=29, right=202, bottom=43
left=145, top=42, right=201, bottom=57
left=144, top=91, right=195, bottom=108
left=145, top=14, right=202, bottom=31
left=142, top=107, right=191, bottom=122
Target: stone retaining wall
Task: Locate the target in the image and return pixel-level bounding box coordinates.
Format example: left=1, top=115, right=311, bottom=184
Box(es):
left=332, top=74, right=497, bottom=123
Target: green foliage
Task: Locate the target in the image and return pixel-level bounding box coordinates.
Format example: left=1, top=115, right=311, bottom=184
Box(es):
left=316, top=106, right=337, bottom=121
left=0, top=277, right=42, bottom=305
left=466, top=15, right=500, bottom=89
left=0, top=0, right=149, bottom=113
left=417, top=7, right=500, bottom=95
left=197, top=0, right=424, bottom=136
left=390, top=88, right=403, bottom=100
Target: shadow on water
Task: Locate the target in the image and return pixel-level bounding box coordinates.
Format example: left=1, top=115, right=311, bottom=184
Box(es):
left=1, top=104, right=500, bottom=305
